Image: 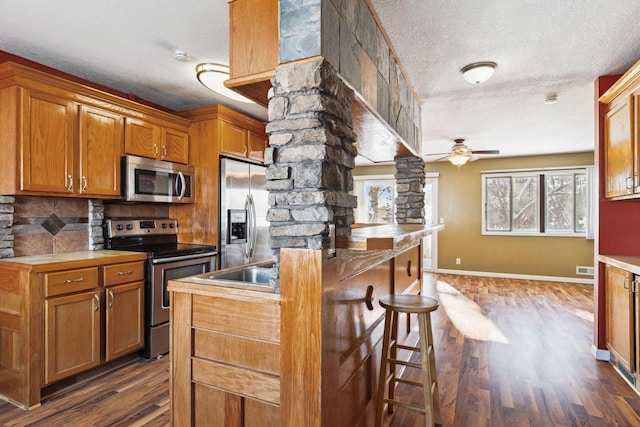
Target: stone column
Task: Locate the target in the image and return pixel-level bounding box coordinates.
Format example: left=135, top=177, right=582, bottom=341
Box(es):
left=395, top=156, right=426, bottom=224
left=0, top=196, right=14, bottom=258
left=88, top=199, right=104, bottom=250
left=265, top=58, right=358, bottom=287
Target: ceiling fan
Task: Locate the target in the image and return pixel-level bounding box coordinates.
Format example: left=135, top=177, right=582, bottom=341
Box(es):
left=425, top=138, right=500, bottom=166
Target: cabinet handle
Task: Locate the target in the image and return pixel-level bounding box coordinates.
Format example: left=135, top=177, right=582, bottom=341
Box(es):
left=624, top=276, right=630, bottom=290
left=162, top=145, right=167, bottom=158
left=116, top=270, right=133, bottom=276
left=365, top=285, right=374, bottom=311
left=67, top=175, right=73, bottom=192
left=94, top=293, right=100, bottom=311
left=626, top=177, right=633, bottom=190
left=108, top=290, right=114, bottom=308
left=63, top=277, right=85, bottom=284
left=153, top=143, right=159, bottom=158
left=407, top=260, right=412, bottom=277
left=82, top=176, right=88, bottom=192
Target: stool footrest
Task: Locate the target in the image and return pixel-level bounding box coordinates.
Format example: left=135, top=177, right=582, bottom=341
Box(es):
left=386, top=358, right=421, bottom=369
left=383, top=398, right=426, bottom=415
left=396, top=343, right=420, bottom=352
left=393, top=377, right=424, bottom=388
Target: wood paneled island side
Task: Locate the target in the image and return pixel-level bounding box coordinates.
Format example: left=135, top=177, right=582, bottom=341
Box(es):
left=168, top=224, right=442, bottom=426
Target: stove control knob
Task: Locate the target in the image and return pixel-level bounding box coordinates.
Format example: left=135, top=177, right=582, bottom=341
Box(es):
left=126, top=224, right=134, bottom=230
left=162, top=223, right=168, bottom=229
left=116, top=224, right=124, bottom=231
left=169, top=223, right=175, bottom=228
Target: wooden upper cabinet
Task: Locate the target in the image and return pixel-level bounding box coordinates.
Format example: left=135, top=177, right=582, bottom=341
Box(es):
left=163, top=127, right=189, bottom=163
left=600, top=59, right=640, bottom=200
left=0, top=62, right=191, bottom=199
left=226, top=0, right=278, bottom=106
left=79, top=105, right=123, bottom=196
left=247, top=129, right=268, bottom=162
left=604, top=98, right=633, bottom=198
left=220, top=120, right=248, bottom=158
left=219, top=118, right=268, bottom=163
left=124, top=117, right=161, bottom=159
left=125, top=117, right=189, bottom=164
left=22, top=90, right=75, bottom=194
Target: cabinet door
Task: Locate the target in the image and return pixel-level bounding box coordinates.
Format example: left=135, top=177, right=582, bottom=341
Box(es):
left=247, top=129, right=267, bottom=162
left=604, top=99, right=633, bottom=198
left=22, top=90, right=75, bottom=194
left=79, top=105, right=123, bottom=197
left=125, top=117, right=161, bottom=159
left=162, top=128, right=189, bottom=164
left=606, top=265, right=634, bottom=372
left=219, top=120, right=247, bottom=158
left=105, top=281, right=144, bottom=361
left=45, top=289, right=101, bottom=384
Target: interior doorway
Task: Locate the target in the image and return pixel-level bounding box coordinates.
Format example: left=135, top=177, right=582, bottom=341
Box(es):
left=423, top=174, right=439, bottom=271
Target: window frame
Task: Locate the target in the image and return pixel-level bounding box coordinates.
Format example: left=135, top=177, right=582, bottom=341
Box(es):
left=481, top=167, right=589, bottom=237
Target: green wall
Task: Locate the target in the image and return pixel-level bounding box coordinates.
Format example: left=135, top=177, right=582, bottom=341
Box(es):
left=354, top=152, right=595, bottom=279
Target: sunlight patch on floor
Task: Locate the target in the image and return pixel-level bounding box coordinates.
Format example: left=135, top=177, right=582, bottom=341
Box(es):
left=436, top=280, right=509, bottom=344
left=570, top=308, right=593, bottom=323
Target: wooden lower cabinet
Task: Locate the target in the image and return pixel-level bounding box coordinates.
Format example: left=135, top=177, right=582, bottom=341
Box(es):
left=605, top=264, right=634, bottom=373
left=0, top=252, right=146, bottom=409
left=105, top=281, right=145, bottom=361
left=44, top=289, right=102, bottom=385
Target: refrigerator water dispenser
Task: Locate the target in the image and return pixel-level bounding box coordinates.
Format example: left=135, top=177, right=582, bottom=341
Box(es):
left=228, top=209, right=248, bottom=243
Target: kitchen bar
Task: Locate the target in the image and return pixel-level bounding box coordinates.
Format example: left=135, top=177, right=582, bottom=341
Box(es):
left=168, top=223, right=443, bottom=425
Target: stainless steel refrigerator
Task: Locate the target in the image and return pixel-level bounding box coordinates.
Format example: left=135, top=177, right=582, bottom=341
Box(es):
left=220, top=157, right=272, bottom=269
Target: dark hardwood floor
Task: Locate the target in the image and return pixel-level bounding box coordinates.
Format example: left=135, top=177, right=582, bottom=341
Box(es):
left=2, top=273, right=639, bottom=426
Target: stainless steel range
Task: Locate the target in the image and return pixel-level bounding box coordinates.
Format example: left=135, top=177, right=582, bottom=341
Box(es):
left=104, top=218, right=217, bottom=358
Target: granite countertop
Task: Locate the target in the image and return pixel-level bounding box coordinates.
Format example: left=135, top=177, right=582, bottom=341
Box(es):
left=336, top=223, right=444, bottom=250
left=598, top=254, right=640, bottom=275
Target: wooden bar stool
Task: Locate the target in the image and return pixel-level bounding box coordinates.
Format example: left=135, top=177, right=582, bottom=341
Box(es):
left=375, top=294, right=442, bottom=427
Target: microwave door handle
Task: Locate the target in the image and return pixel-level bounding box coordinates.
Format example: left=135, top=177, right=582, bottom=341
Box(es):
left=176, top=171, right=186, bottom=200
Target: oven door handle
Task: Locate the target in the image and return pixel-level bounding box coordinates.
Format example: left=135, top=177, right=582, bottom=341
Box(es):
left=151, top=251, right=218, bottom=264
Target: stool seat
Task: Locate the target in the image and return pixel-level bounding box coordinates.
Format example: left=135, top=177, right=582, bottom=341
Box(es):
left=379, top=294, right=439, bottom=314
left=376, top=293, right=442, bottom=427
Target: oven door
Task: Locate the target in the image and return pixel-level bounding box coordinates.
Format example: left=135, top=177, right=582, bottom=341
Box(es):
left=149, top=253, right=216, bottom=326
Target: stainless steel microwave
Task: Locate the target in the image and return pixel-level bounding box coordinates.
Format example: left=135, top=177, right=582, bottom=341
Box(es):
left=122, top=155, right=195, bottom=203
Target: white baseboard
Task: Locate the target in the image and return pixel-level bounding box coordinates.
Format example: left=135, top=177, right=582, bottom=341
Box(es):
left=591, top=345, right=610, bottom=361
left=434, top=268, right=594, bottom=285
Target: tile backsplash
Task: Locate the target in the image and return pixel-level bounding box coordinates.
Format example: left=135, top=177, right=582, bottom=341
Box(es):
left=10, top=196, right=169, bottom=257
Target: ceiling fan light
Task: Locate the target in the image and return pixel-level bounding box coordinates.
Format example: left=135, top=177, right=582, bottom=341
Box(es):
left=196, top=63, right=253, bottom=103
left=448, top=154, right=470, bottom=166
left=460, top=62, right=497, bottom=85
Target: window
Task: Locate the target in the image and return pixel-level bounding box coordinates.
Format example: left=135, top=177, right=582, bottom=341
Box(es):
left=482, top=168, right=589, bottom=236
left=353, top=175, right=396, bottom=224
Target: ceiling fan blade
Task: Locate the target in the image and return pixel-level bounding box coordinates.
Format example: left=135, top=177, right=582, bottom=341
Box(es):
left=423, top=152, right=451, bottom=156
left=424, top=154, right=450, bottom=162
left=470, top=149, right=500, bottom=154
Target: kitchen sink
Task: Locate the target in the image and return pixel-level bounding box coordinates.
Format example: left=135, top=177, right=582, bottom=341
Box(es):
left=184, top=261, right=276, bottom=293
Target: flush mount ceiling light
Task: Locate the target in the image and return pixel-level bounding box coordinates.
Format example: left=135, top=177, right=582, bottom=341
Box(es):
left=460, top=61, right=497, bottom=85
left=545, top=92, right=558, bottom=105
left=196, top=63, right=253, bottom=103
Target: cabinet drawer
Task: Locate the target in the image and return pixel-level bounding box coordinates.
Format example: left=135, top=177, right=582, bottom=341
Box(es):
left=45, top=268, right=99, bottom=297
left=102, top=262, right=145, bottom=287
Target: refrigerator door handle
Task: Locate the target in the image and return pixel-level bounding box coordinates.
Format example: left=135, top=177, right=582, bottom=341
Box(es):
left=249, top=194, right=257, bottom=259
left=244, top=195, right=251, bottom=260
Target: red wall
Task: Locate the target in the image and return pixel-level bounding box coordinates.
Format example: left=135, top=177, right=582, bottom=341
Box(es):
left=595, top=74, right=640, bottom=349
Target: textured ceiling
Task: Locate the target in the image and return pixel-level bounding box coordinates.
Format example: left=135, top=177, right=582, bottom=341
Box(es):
left=1, top=0, right=640, bottom=162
